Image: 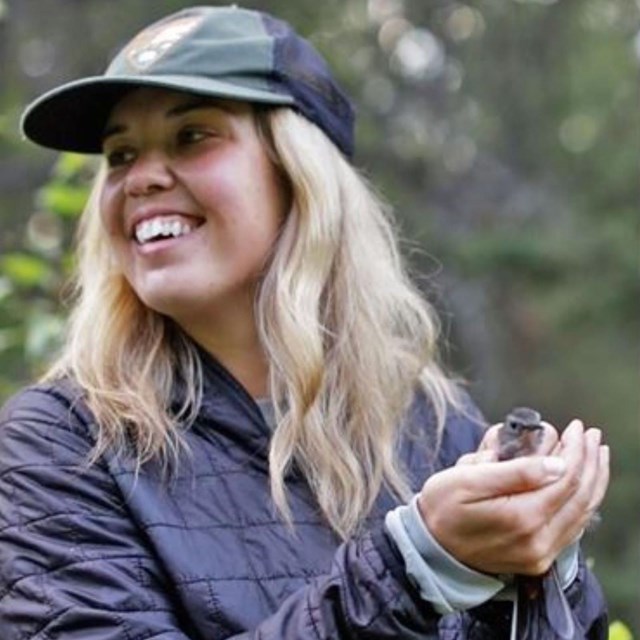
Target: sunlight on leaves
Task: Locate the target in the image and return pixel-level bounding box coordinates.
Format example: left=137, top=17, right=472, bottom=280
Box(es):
left=38, top=182, right=89, bottom=218
left=1, top=253, right=52, bottom=288
left=609, top=620, right=634, bottom=640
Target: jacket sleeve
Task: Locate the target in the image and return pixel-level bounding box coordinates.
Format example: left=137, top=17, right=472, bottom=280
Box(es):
left=229, top=528, right=439, bottom=639
left=0, top=387, right=194, bottom=639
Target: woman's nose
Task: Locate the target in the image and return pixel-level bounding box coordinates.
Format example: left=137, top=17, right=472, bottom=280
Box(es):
left=124, top=151, right=175, bottom=197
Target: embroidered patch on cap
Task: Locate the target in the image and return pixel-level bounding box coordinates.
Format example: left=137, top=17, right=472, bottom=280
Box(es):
left=125, top=15, right=203, bottom=70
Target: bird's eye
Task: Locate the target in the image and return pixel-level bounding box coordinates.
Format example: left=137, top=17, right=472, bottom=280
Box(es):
left=508, top=420, right=518, bottom=430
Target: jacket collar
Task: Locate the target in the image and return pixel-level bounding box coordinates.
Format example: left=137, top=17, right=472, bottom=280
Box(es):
left=184, top=343, right=273, bottom=463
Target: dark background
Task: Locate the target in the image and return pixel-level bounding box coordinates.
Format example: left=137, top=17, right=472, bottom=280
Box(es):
left=1, top=0, right=638, bottom=633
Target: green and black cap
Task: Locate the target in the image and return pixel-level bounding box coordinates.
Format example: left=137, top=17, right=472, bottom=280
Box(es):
left=21, top=5, right=355, bottom=157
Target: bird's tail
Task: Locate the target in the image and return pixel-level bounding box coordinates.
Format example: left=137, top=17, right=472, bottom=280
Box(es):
left=512, top=565, right=578, bottom=640
left=542, top=566, right=577, bottom=639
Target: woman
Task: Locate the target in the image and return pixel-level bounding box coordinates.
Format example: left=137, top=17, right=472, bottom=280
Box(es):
left=0, top=6, right=609, bottom=638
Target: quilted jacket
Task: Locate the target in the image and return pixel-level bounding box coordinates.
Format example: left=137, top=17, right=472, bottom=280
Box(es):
left=0, top=351, right=608, bottom=639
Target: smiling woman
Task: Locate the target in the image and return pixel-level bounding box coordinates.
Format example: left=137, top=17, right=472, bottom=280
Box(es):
left=0, top=5, right=610, bottom=640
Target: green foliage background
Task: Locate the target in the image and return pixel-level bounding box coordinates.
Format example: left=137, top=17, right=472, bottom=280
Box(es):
left=1, top=0, right=638, bottom=632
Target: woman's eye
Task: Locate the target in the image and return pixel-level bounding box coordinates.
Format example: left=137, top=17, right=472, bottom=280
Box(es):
left=177, top=128, right=210, bottom=146
left=104, top=147, right=135, bottom=168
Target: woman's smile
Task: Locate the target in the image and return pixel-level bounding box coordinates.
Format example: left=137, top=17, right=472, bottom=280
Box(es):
left=132, top=213, right=202, bottom=245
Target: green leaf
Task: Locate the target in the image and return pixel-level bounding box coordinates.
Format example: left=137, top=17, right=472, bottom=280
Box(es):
left=1, top=253, right=52, bottom=288
left=53, top=153, right=91, bottom=180
left=38, top=182, right=88, bottom=218
left=609, top=621, right=634, bottom=640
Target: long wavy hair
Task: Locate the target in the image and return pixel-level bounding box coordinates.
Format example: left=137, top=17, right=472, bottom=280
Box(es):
left=46, top=105, right=461, bottom=539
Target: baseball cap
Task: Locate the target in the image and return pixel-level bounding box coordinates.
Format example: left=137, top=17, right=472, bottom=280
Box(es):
left=20, top=5, right=355, bottom=157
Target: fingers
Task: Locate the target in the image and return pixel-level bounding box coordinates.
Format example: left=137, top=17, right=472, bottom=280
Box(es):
left=456, top=455, right=567, bottom=502
left=471, top=419, right=605, bottom=516
left=537, top=421, right=560, bottom=455
left=580, top=431, right=609, bottom=519
left=417, top=416, right=610, bottom=576
left=526, top=419, right=586, bottom=515
left=509, top=420, right=609, bottom=570
left=477, top=424, right=501, bottom=452
left=546, top=427, right=610, bottom=547
left=456, top=449, right=497, bottom=465
left=588, top=444, right=610, bottom=513
left=418, top=456, right=570, bottom=575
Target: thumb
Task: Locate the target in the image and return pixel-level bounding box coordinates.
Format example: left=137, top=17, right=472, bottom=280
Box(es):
left=468, top=456, right=567, bottom=501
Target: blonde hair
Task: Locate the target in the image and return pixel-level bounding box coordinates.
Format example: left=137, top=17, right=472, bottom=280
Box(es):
left=46, top=106, right=461, bottom=538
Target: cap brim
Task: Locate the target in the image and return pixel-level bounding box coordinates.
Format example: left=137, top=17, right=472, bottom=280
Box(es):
left=21, top=75, right=295, bottom=153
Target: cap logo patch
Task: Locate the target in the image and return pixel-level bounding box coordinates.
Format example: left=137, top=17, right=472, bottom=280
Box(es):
left=125, top=15, right=202, bottom=70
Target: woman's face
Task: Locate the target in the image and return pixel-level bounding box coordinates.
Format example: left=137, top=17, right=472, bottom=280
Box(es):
left=99, top=87, right=288, bottom=329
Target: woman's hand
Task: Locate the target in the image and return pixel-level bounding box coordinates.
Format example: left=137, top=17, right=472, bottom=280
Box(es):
left=417, top=419, right=609, bottom=576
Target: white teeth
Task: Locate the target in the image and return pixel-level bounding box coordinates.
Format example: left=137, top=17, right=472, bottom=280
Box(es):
left=134, top=217, right=196, bottom=244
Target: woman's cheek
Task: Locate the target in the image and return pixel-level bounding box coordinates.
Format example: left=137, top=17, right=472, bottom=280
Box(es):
left=99, top=184, right=125, bottom=238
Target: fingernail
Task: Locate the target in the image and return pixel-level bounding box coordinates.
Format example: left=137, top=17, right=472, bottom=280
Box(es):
left=543, top=456, right=567, bottom=477
left=588, top=429, right=602, bottom=446
left=562, top=419, right=583, bottom=442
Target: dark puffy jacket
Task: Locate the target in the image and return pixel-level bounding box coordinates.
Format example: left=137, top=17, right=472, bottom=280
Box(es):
left=0, top=353, right=608, bottom=639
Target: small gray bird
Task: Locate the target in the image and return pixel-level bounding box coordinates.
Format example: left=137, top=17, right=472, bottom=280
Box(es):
left=498, top=407, right=545, bottom=461
left=498, top=407, right=577, bottom=640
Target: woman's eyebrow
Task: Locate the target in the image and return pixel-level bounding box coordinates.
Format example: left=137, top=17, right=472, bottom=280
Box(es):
left=101, top=98, right=233, bottom=144
left=166, top=97, right=233, bottom=118
left=101, top=123, right=127, bottom=144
